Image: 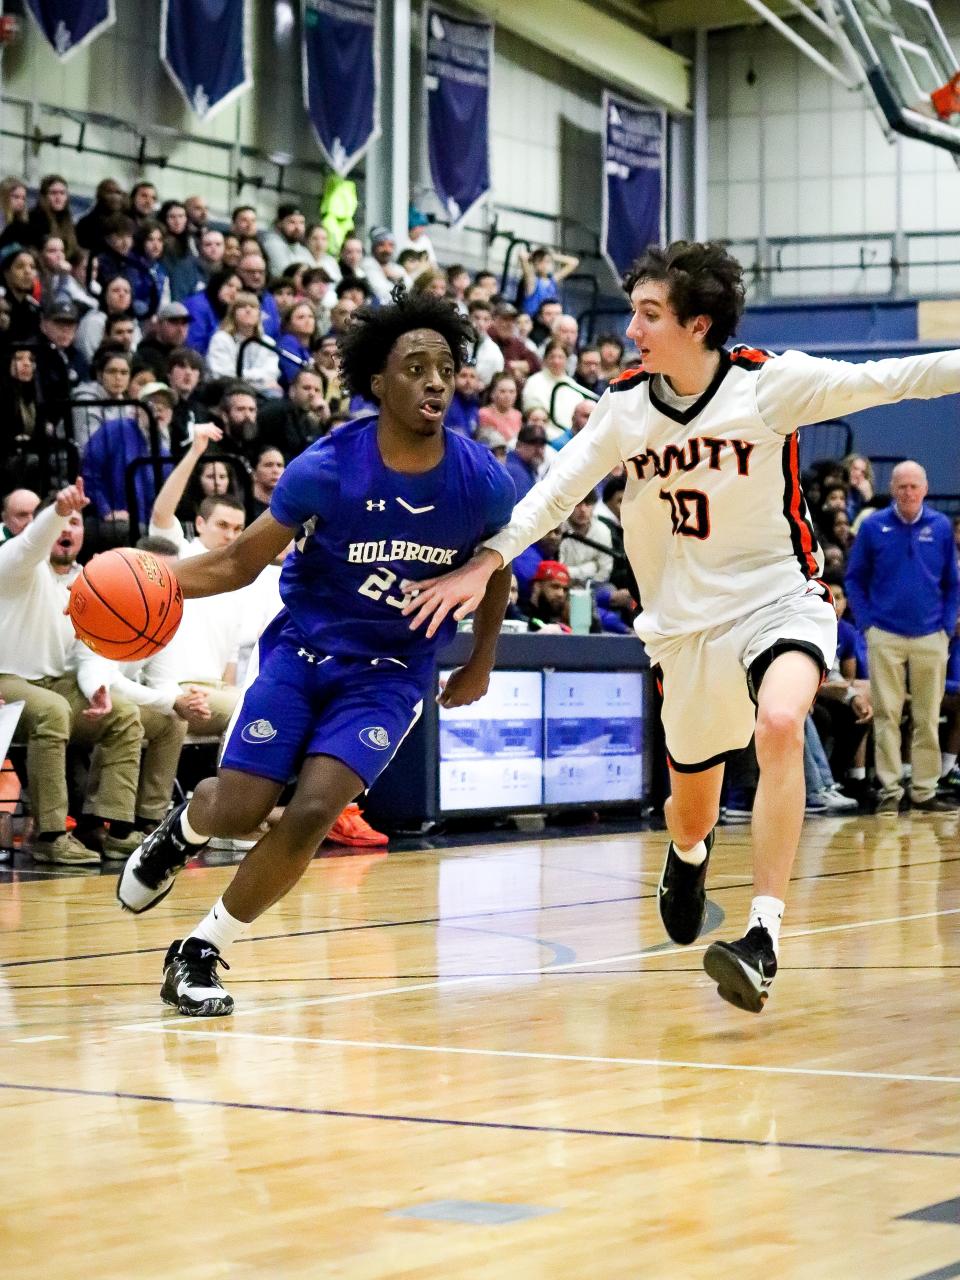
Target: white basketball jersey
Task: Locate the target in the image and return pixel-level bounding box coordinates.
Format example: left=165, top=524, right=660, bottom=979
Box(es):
left=484, top=343, right=960, bottom=645
left=612, top=346, right=821, bottom=644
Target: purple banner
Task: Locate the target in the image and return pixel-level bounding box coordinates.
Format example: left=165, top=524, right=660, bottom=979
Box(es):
left=302, top=0, right=380, bottom=176
left=425, top=5, right=492, bottom=226
left=601, top=91, right=665, bottom=279
left=24, top=0, right=115, bottom=60
left=161, top=0, right=251, bottom=121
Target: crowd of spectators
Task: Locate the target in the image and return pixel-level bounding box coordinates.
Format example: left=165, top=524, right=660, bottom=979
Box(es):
left=0, top=173, right=639, bottom=863
left=2, top=172, right=957, bottom=863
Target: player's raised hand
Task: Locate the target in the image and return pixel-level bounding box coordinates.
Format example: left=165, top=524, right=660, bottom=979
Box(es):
left=401, top=547, right=503, bottom=639
left=189, top=422, right=223, bottom=456
left=54, top=477, right=89, bottom=517
left=437, top=663, right=491, bottom=708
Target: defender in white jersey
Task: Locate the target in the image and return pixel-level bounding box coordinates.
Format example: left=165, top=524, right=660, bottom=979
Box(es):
left=406, top=240, right=960, bottom=1014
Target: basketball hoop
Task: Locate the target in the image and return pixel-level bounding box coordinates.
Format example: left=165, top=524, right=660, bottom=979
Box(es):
left=931, top=71, right=960, bottom=120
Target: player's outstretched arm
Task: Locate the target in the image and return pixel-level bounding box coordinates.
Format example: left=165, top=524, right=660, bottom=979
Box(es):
left=402, top=546, right=505, bottom=640
left=438, top=563, right=513, bottom=708
left=173, top=512, right=296, bottom=599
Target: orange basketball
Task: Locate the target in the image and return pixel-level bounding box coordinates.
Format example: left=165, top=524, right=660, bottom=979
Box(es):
left=68, top=548, right=183, bottom=662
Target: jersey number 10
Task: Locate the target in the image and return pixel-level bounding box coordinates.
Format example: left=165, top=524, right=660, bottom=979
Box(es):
left=659, top=487, right=710, bottom=540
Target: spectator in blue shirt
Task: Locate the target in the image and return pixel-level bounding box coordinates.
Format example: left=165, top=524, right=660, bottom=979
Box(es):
left=846, top=460, right=960, bottom=812
left=184, top=269, right=241, bottom=357
left=504, top=422, right=546, bottom=502
left=516, top=246, right=579, bottom=318
left=445, top=363, right=480, bottom=437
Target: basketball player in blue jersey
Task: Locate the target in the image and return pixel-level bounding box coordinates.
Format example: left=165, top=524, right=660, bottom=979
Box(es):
left=117, top=291, right=515, bottom=1016
left=406, top=240, right=960, bottom=1014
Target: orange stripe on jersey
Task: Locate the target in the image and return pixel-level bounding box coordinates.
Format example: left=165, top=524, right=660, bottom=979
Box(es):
left=781, top=433, right=819, bottom=578
left=608, top=367, right=648, bottom=393
left=730, top=345, right=773, bottom=368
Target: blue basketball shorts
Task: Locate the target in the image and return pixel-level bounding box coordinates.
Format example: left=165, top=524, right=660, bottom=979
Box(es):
left=220, top=618, right=428, bottom=788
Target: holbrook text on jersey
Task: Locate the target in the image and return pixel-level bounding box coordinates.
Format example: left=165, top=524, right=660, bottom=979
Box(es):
left=347, top=539, right=458, bottom=566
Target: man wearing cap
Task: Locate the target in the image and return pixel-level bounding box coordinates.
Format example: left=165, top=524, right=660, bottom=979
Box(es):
left=137, top=301, right=192, bottom=378
left=490, top=303, right=541, bottom=380
left=35, top=300, right=87, bottom=426
left=523, top=560, right=572, bottom=633
left=262, top=204, right=314, bottom=278
left=362, top=227, right=410, bottom=304
left=81, top=381, right=173, bottom=530
left=506, top=423, right=548, bottom=502
left=399, top=207, right=438, bottom=265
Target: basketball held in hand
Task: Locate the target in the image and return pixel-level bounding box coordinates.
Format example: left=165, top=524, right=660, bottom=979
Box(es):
left=69, top=548, right=183, bottom=661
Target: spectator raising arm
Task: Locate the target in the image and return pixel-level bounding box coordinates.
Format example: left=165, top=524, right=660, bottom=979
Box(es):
left=149, top=421, right=223, bottom=540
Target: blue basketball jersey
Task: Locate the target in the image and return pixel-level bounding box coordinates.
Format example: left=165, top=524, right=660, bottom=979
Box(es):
left=270, top=416, right=516, bottom=663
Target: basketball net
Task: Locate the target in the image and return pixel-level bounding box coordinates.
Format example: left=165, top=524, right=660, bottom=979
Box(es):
left=931, top=72, right=960, bottom=120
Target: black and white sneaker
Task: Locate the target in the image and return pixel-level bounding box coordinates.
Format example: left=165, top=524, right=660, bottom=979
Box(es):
left=703, top=926, right=778, bottom=1013
left=658, top=829, right=714, bottom=944
left=116, top=803, right=206, bottom=914
left=160, top=938, right=233, bottom=1017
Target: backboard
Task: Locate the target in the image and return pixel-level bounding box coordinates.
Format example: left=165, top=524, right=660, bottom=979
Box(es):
left=824, top=0, right=960, bottom=154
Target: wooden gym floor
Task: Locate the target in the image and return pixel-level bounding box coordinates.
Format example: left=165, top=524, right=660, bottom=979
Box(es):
left=1, top=811, right=959, bottom=1279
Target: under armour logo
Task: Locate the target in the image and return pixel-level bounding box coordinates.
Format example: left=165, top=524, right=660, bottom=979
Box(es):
left=297, top=647, right=317, bottom=664
left=366, top=499, right=386, bottom=511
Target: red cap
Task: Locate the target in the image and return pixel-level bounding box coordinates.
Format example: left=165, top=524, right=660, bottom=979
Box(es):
left=533, top=560, right=570, bottom=585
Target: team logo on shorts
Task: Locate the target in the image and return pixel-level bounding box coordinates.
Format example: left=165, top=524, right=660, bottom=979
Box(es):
left=359, top=725, right=391, bottom=751
left=241, top=719, right=278, bottom=744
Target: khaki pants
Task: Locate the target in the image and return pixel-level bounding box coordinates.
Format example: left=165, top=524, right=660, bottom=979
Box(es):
left=867, top=627, right=948, bottom=803
left=88, top=704, right=188, bottom=822
left=0, top=673, right=143, bottom=833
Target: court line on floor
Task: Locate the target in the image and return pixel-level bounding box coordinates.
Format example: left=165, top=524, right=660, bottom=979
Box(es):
left=1, top=1079, right=957, bottom=1160
left=3, top=869, right=957, bottom=971
left=216, top=904, right=960, bottom=1017
left=117, top=1024, right=960, bottom=1087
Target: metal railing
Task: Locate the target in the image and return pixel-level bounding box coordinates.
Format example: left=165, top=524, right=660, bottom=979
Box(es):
left=723, top=229, right=960, bottom=301
left=0, top=95, right=342, bottom=207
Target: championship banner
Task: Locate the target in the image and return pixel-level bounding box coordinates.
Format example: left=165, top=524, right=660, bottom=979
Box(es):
left=24, top=0, right=115, bottom=60
left=161, top=0, right=251, bottom=121
left=302, top=0, right=380, bottom=176
left=425, top=5, right=492, bottom=226
left=601, top=91, right=665, bottom=279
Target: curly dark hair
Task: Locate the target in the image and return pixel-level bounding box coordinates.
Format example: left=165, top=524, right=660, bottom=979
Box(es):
left=338, top=287, right=474, bottom=402
left=622, top=240, right=746, bottom=349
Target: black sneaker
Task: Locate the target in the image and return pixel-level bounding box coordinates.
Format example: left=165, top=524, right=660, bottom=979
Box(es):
left=703, top=926, right=777, bottom=1013
left=657, top=829, right=714, bottom=945
left=116, top=803, right=206, bottom=914
left=160, top=938, right=233, bottom=1017
left=912, top=793, right=959, bottom=813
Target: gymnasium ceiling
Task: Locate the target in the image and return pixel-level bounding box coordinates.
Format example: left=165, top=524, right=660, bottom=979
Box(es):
left=593, top=0, right=794, bottom=35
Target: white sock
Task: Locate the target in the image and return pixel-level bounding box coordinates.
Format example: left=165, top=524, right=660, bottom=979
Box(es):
left=179, top=804, right=208, bottom=846
left=942, top=753, right=957, bottom=778
left=673, top=838, right=707, bottom=867
left=748, top=895, right=784, bottom=953
left=848, top=767, right=866, bottom=781
left=185, top=897, right=250, bottom=956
